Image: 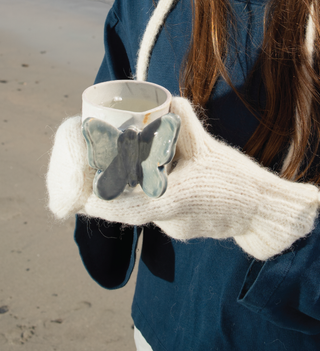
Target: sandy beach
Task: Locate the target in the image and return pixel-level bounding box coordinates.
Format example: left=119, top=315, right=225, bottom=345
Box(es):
left=0, top=0, right=138, bottom=349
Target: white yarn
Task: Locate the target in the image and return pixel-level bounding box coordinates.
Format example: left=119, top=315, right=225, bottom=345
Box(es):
left=46, top=117, right=95, bottom=219
left=136, top=0, right=176, bottom=81
left=81, top=97, right=320, bottom=261
left=46, top=105, right=320, bottom=260
left=305, top=3, right=316, bottom=62
left=281, top=3, right=316, bottom=177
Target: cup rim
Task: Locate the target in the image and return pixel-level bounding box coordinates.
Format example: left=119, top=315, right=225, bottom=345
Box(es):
left=82, top=80, right=172, bottom=116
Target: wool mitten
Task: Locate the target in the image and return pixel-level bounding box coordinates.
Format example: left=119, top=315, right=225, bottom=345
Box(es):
left=82, top=97, right=320, bottom=260
left=46, top=116, right=95, bottom=219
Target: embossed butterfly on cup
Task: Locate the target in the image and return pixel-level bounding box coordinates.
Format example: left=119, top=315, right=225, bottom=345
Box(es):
left=81, top=80, right=181, bottom=201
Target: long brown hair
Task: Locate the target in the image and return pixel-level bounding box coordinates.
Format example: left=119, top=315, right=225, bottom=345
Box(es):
left=180, top=0, right=320, bottom=183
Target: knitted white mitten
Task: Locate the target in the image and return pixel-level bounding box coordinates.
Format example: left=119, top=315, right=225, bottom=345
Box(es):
left=82, top=97, right=320, bottom=260
left=46, top=116, right=95, bottom=219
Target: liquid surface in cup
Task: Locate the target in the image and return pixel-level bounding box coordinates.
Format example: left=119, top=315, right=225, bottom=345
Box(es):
left=102, top=97, right=159, bottom=113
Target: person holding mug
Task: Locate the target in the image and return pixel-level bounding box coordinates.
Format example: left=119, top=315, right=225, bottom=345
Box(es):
left=47, top=0, right=320, bottom=349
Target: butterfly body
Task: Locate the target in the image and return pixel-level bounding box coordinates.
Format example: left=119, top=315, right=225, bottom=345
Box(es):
left=118, top=128, right=140, bottom=188
left=82, top=113, right=180, bottom=201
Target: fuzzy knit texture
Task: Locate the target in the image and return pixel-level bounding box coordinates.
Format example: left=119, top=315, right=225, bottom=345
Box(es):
left=46, top=98, right=320, bottom=260
left=46, top=116, right=95, bottom=219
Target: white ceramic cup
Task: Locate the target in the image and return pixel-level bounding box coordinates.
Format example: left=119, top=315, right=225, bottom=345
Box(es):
left=81, top=80, right=179, bottom=200
left=82, top=80, right=172, bottom=130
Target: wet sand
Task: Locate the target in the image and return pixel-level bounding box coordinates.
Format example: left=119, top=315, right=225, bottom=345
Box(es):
left=0, top=0, right=138, bottom=349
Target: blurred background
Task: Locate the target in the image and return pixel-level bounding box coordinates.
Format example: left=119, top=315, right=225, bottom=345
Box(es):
left=0, top=0, right=138, bottom=349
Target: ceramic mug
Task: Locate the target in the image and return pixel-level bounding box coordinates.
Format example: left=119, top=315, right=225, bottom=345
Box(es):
left=81, top=80, right=181, bottom=201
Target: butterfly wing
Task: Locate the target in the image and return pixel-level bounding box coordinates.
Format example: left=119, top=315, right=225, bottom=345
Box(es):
left=82, top=118, right=129, bottom=200
left=139, top=113, right=181, bottom=198
left=93, top=158, right=128, bottom=201
left=82, top=117, right=121, bottom=171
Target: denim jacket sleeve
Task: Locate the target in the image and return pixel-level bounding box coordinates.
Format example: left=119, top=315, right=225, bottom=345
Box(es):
left=74, top=215, right=141, bottom=289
